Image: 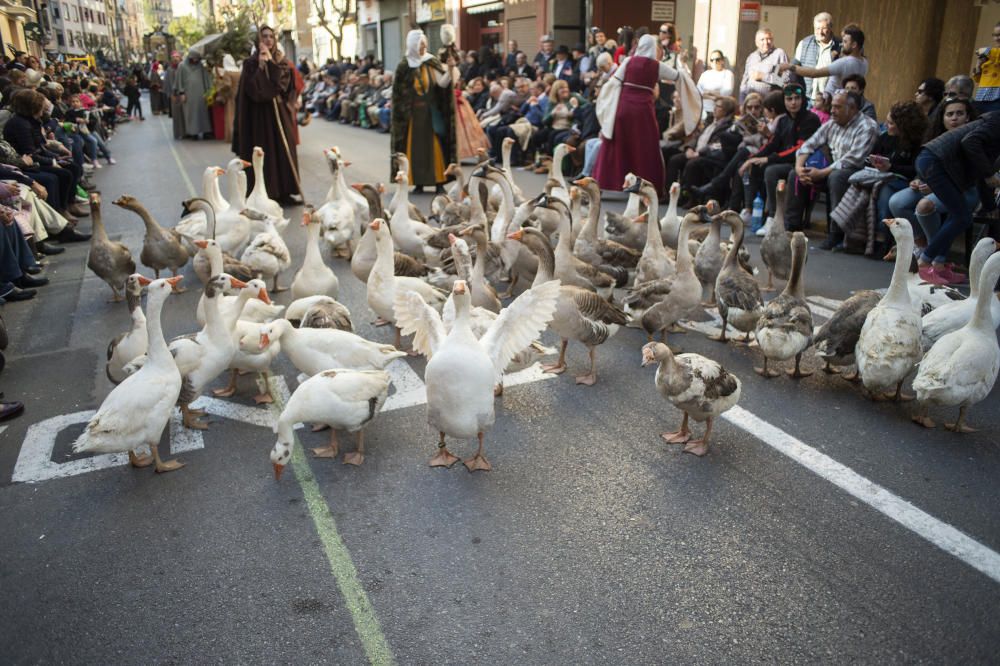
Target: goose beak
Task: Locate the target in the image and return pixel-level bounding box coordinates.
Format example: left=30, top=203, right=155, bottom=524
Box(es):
left=633, top=213, right=649, bottom=224
left=572, top=177, right=589, bottom=186
left=214, top=167, right=226, bottom=176
left=193, top=239, right=208, bottom=249
left=301, top=212, right=312, bottom=226
left=273, top=462, right=285, bottom=481
left=454, top=280, right=467, bottom=294
left=240, top=160, right=252, bottom=168
left=165, top=275, right=184, bottom=287
left=259, top=332, right=271, bottom=350
left=641, top=352, right=654, bottom=366
left=229, top=277, right=248, bottom=289
left=343, top=160, right=352, bottom=167
left=884, top=218, right=896, bottom=227
left=564, top=145, right=577, bottom=153
left=370, top=219, right=381, bottom=231
left=507, top=229, right=524, bottom=241
left=136, top=275, right=153, bottom=286
left=994, top=241, right=1000, bottom=251
left=350, top=183, right=364, bottom=191
left=257, top=288, right=271, bottom=305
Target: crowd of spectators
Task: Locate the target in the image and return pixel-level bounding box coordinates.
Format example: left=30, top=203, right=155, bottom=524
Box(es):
left=0, top=52, right=128, bottom=304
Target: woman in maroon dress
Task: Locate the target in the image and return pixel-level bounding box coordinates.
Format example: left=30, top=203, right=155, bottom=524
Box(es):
left=593, top=34, right=701, bottom=197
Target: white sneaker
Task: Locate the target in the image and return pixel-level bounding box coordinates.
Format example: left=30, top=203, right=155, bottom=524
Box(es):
left=82, top=163, right=95, bottom=172
left=739, top=209, right=751, bottom=225
left=756, top=217, right=773, bottom=237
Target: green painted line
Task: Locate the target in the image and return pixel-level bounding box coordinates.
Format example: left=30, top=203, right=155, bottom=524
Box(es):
left=265, top=378, right=396, bottom=666
left=158, top=117, right=198, bottom=197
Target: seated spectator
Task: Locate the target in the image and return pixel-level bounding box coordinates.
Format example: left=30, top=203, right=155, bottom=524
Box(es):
left=830, top=100, right=928, bottom=256
left=503, top=40, right=521, bottom=72
left=811, top=91, right=831, bottom=123
left=784, top=90, right=879, bottom=244
left=914, top=77, right=945, bottom=116
left=537, top=80, right=588, bottom=163
left=0, top=193, right=47, bottom=302
left=461, top=50, right=483, bottom=82
left=487, top=80, right=549, bottom=165
left=509, top=51, right=535, bottom=81
left=734, top=93, right=767, bottom=153
left=972, top=22, right=1000, bottom=114
left=914, top=111, right=1000, bottom=284
left=842, top=74, right=876, bottom=120
left=666, top=96, right=737, bottom=202
left=697, top=50, right=735, bottom=123
left=534, top=35, right=555, bottom=73
left=944, top=74, right=974, bottom=101
left=464, top=77, right=489, bottom=112
left=572, top=43, right=591, bottom=75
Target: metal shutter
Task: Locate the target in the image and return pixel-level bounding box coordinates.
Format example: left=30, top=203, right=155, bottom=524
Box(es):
left=507, top=16, right=536, bottom=60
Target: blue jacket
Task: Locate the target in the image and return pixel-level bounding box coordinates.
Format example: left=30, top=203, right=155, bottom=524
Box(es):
left=520, top=96, right=549, bottom=126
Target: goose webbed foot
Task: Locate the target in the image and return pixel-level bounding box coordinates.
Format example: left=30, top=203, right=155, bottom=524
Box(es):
left=681, top=418, right=714, bottom=456
left=212, top=370, right=239, bottom=397
left=754, top=358, right=780, bottom=378
left=786, top=353, right=813, bottom=378
left=342, top=432, right=366, bottom=466
left=911, top=414, right=936, bottom=429
left=944, top=407, right=977, bottom=433
left=372, top=317, right=391, bottom=326
left=661, top=414, right=691, bottom=443
left=311, top=430, right=340, bottom=458
left=430, top=433, right=460, bottom=468
left=181, top=405, right=209, bottom=430
left=128, top=449, right=154, bottom=468
left=822, top=361, right=840, bottom=374
left=891, top=381, right=914, bottom=402
left=463, top=433, right=491, bottom=472
left=152, top=443, right=184, bottom=473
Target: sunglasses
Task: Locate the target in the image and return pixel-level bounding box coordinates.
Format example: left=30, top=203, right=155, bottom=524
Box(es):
left=710, top=57, right=722, bottom=62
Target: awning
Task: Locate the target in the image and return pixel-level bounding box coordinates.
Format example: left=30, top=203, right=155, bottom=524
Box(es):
left=466, top=2, right=503, bottom=15
left=186, top=33, right=224, bottom=56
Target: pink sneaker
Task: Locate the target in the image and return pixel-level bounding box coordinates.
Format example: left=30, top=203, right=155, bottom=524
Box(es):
left=918, top=265, right=949, bottom=285
left=935, top=265, right=968, bottom=284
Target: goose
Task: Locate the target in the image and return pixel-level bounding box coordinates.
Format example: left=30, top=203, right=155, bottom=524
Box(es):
left=270, top=369, right=392, bottom=475
left=759, top=179, right=791, bottom=292
left=693, top=213, right=724, bottom=306
left=257, top=318, right=406, bottom=376
left=571, top=177, right=641, bottom=269
left=625, top=178, right=674, bottom=287
left=529, top=184, right=569, bottom=238
left=86, top=192, right=135, bottom=302
left=349, top=183, right=429, bottom=284
left=230, top=162, right=285, bottom=236
left=105, top=274, right=148, bottom=385
left=443, top=161, right=468, bottom=203
left=658, top=182, right=683, bottom=249
left=170, top=274, right=254, bottom=429
left=713, top=211, right=763, bottom=343
left=545, top=143, right=575, bottom=205
left=509, top=227, right=627, bottom=385
left=367, top=218, right=448, bottom=348
left=920, top=237, right=1000, bottom=350
left=216, top=277, right=276, bottom=327
left=301, top=299, right=354, bottom=331
left=457, top=225, right=502, bottom=312
left=175, top=166, right=229, bottom=241
left=215, top=316, right=284, bottom=404
left=326, top=146, right=370, bottom=226
left=73, top=276, right=185, bottom=473
left=240, top=214, right=291, bottom=293
left=214, top=159, right=254, bottom=255
left=291, top=209, right=340, bottom=301
left=113, top=194, right=190, bottom=286
left=754, top=232, right=814, bottom=378
left=245, top=146, right=290, bottom=231
left=388, top=170, right=439, bottom=262
left=632, top=210, right=703, bottom=343
left=189, top=205, right=254, bottom=287
left=912, top=252, right=1000, bottom=432
left=316, top=149, right=360, bottom=257
left=393, top=278, right=560, bottom=470
left=904, top=273, right=966, bottom=316
left=389, top=152, right=433, bottom=220
left=497, top=137, right=525, bottom=203
left=813, top=290, right=881, bottom=378
left=603, top=173, right=647, bottom=248
left=192, top=239, right=280, bottom=325
left=551, top=197, right=618, bottom=298
left=641, top=341, right=742, bottom=457
left=856, top=218, right=923, bottom=401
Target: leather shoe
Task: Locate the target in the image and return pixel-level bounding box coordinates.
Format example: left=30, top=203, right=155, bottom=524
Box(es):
left=0, top=400, right=24, bottom=421
left=2, top=286, right=36, bottom=301
left=24, top=265, right=42, bottom=275
left=68, top=204, right=90, bottom=217
left=15, top=274, right=48, bottom=288
left=56, top=227, right=91, bottom=242
left=37, top=241, right=65, bottom=255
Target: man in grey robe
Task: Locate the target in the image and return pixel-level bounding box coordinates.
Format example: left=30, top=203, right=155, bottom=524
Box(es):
left=173, top=49, right=213, bottom=139
left=163, top=51, right=186, bottom=139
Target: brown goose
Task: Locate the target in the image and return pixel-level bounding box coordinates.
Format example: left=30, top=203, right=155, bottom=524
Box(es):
left=754, top=232, right=813, bottom=378
left=758, top=179, right=792, bottom=292
left=813, top=290, right=881, bottom=378
left=113, top=194, right=189, bottom=288
left=713, top=211, right=763, bottom=343
left=572, top=177, right=642, bottom=268
left=349, top=183, right=430, bottom=284
left=87, top=192, right=136, bottom=302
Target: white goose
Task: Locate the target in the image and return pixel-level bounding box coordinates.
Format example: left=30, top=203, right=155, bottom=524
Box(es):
left=176, top=167, right=229, bottom=242
left=193, top=238, right=280, bottom=325
left=388, top=170, right=438, bottom=263
left=545, top=143, right=575, bottom=205
left=316, top=149, right=360, bottom=257
left=105, top=274, right=148, bottom=385
left=658, top=182, right=683, bottom=250
left=626, top=178, right=674, bottom=287
left=394, top=279, right=560, bottom=471
left=270, top=369, right=392, bottom=476
left=856, top=218, right=923, bottom=401
left=245, top=146, right=290, bottom=232
left=912, top=252, right=1000, bottom=432
left=73, top=276, right=185, bottom=473
left=920, top=237, right=1000, bottom=350
left=257, top=318, right=406, bottom=376
left=291, top=209, right=340, bottom=300
left=327, top=146, right=370, bottom=226
left=214, top=159, right=254, bottom=255
left=214, top=318, right=284, bottom=405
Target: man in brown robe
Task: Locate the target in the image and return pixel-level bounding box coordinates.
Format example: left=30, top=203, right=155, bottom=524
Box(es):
left=231, top=25, right=302, bottom=204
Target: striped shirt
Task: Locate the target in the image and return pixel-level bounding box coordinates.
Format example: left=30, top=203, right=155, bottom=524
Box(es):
left=797, top=110, right=878, bottom=170
left=739, top=48, right=788, bottom=101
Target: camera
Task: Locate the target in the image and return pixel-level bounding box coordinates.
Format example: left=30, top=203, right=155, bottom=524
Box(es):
left=590, top=27, right=599, bottom=35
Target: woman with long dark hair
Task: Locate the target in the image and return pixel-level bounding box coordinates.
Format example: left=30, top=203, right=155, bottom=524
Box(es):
left=231, top=25, right=302, bottom=205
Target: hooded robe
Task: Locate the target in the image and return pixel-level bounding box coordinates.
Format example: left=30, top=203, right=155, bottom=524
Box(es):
left=390, top=30, right=456, bottom=186
left=173, top=50, right=213, bottom=137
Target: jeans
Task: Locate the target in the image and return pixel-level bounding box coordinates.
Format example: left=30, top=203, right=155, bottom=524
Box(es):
left=914, top=188, right=981, bottom=263
left=579, top=137, right=601, bottom=177
left=916, top=149, right=977, bottom=264
left=83, top=132, right=112, bottom=161
left=888, top=185, right=923, bottom=234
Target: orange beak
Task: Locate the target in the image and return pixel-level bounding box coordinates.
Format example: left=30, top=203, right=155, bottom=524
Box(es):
left=273, top=462, right=285, bottom=480
left=257, top=288, right=271, bottom=305
left=240, top=160, right=252, bottom=168
left=377, top=184, right=386, bottom=194
left=565, top=145, right=577, bottom=153
left=572, top=177, right=590, bottom=186
left=214, top=167, right=226, bottom=176
left=165, top=275, right=184, bottom=287
left=193, top=239, right=208, bottom=249
left=343, top=160, right=352, bottom=167
left=370, top=219, right=381, bottom=231
left=259, top=332, right=271, bottom=350
left=350, top=183, right=364, bottom=191
left=507, top=229, right=524, bottom=241
left=634, top=213, right=649, bottom=224
left=301, top=212, right=312, bottom=226
left=137, top=275, right=153, bottom=286
left=229, top=277, right=249, bottom=289
left=454, top=280, right=467, bottom=294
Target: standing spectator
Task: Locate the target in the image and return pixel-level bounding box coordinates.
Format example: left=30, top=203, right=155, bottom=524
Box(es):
left=231, top=25, right=302, bottom=204
left=842, top=74, right=876, bottom=120
left=614, top=27, right=635, bottom=65
left=785, top=90, right=878, bottom=244
left=164, top=52, right=185, bottom=139
left=781, top=25, right=867, bottom=97
left=594, top=34, right=702, bottom=197
left=739, top=29, right=788, bottom=102
left=534, top=35, right=555, bottom=73
left=697, top=50, right=735, bottom=122
left=551, top=45, right=578, bottom=91
left=914, top=77, right=945, bottom=116
left=790, top=12, right=840, bottom=101
left=572, top=44, right=592, bottom=75
left=588, top=30, right=608, bottom=63
left=503, top=40, right=521, bottom=72
left=174, top=49, right=213, bottom=140
left=390, top=29, right=457, bottom=194
left=973, top=22, right=1000, bottom=114
left=123, top=77, right=143, bottom=120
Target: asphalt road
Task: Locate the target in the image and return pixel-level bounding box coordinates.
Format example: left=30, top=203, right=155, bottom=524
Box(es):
left=2, top=95, right=999, bottom=664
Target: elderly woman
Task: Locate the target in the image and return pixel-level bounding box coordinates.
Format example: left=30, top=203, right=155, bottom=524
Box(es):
left=391, top=29, right=457, bottom=194
left=663, top=95, right=736, bottom=199
left=593, top=34, right=701, bottom=197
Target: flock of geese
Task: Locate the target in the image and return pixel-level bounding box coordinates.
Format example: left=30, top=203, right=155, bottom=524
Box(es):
left=71, top=139, right=1000, bottom=476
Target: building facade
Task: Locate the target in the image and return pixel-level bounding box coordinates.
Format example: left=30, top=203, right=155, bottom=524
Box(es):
left=45, top=0, right=116, bottom=56
left=0, top=0, right=42, bottom=59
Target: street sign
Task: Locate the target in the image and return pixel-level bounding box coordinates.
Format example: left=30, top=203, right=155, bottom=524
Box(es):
left=651, top=2, right=676, bottom=22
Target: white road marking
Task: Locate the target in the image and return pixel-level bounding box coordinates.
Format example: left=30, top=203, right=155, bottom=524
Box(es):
left=723, top=406, right=1000, bottom=585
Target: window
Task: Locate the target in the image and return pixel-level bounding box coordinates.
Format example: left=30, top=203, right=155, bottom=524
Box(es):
left=51, top=2, right=60, bottom=19
left=56, top=32, right=64, bottom=46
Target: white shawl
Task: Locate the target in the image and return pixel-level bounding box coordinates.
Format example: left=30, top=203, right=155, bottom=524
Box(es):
left=405, top=30, right=433, bottom=68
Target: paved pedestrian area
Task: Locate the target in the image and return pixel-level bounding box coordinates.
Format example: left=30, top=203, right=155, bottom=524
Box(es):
left=1, top=99, right=999, bottom=663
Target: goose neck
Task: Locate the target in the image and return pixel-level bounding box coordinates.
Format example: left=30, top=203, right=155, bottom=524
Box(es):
left=885, top=229, right=914, bottom=305
left=145, top=292, right=171, bottom=364
left=971, top=259, right=1000, bottom=330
